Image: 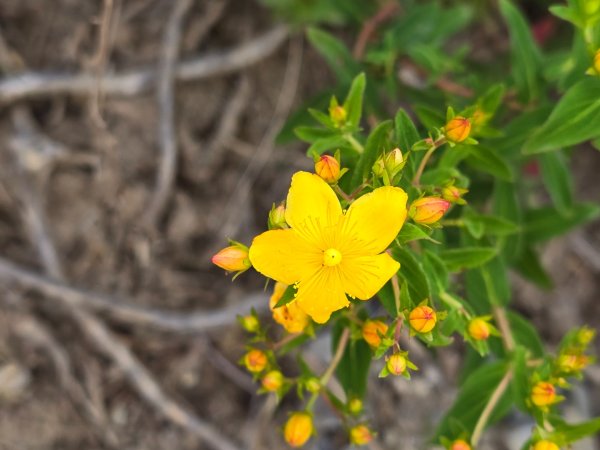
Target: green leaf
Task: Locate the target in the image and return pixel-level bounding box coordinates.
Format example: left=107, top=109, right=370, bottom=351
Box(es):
left=351, top=120, right=392, bottom=186
left=464, top=214, right=520, bottom=237
left=434, top=362, right=512, bottom=440
left=507, top=311, right=545, bottom=358
left=274, top=284, right=297, bottom=308
left=499, top=0, right=542, bottom=102
left=306, top=27, right=358, bottom=83
left=513, top=246, right=553, bottom=290
left=394, top=108, right=421, bottom=151
left=423, top=250, right=449, bottom=295
left=511, top=345, right=530, bottom=412
left=294, top=126, right=338, bottom=143
left=493, top=181, right=523, bottom=260
left=548, top=418, right=600, bottom=443
left=396, top=223, right=436, bottom=244
left=524, top=78, right=600, bottom=153
left=465, top=146, right=514, bottom=181
left=392, top=247, right=431, bottom=304
left=333, top=321, right=371, bottom=399
left=343, top=73, right=366, bottom=128
left=306, top=135, right=350, bottom=158
left=480, top=257, right=511, bottom=306
left=524, top=203, right=600, bottom=243
left=378, top=281, right=397, bottom=317
left=440, top=247, right=498, bottom=271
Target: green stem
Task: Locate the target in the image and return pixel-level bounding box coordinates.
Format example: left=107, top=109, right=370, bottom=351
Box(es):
left=412, top=137, right=446, bottom=186
left=344, top=134, right=364, bottom=154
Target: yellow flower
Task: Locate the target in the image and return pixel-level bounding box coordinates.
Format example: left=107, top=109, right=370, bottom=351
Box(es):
left=361, top=319, right=389, bottom=348
left=284, top=412, right=313, bottom=447
left=250, top=172, right=407, bottom=323
left=270, top=282, right=309, bottom=333
left=533, top=440, right=560, bottom=450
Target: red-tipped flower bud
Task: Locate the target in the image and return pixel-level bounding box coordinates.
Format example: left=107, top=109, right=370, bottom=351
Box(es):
left=445, top=116, right=471, bottom=143
left=284, top=412, right=313, bottom=447
left=315, top=155, right=341, bottom=184
left=349, top=424, right=373, bottom=446
left=361, top=320, right=388, bottom=348
left=243, top=349, right=268, bottom=374
left=409, top=306, right=437, bottom=333
left=409, top=197, right=451, bottom=224
left=468, top=318, right=491, bottom=341
left=450, top=439, right=472, bottom=450
left=531, top=381, right=556, bottom=407
left=442, top=185, right=468, bottom=205
left=533, top=440, right=560, bottom=450
left=212, top=243, right=251, bottom=273
left=386, top=353, right=407, bottom=376
left=261, top=370, right=284, bottom=392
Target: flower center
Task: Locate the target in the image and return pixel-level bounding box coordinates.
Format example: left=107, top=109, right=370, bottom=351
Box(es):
left=323, top=248, right=342, bottom=266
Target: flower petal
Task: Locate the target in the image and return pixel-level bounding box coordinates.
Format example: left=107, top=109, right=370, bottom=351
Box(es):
left=285, top=172, right=343, bottom=248
left=295, top=268, right=349, bottom=323
left=340, top=186, right=408, bottom=255
left=249, top=229, right=321, bottom=285
left=340, top=253, right=400, bottom=300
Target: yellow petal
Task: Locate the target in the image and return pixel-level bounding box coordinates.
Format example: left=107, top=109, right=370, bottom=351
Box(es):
left=339, top=186, right=408, bottom=255
left=340, top=253, right=399, bottom=300
left=295, top=267, right=349, bottom=323
left=249, top=229, right=321, bottom=285
left=285, top=172, right=343, bottom=248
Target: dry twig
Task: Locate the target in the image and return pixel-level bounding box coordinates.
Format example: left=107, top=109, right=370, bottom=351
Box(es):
left=0, top=26, right=288, bottom=104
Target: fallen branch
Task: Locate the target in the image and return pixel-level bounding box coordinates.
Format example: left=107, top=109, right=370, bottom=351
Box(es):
left=0, top=26, right=288, bottom=104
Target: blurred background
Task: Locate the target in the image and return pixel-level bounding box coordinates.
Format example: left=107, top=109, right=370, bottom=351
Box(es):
left=0, top=0, right=599, bottom=449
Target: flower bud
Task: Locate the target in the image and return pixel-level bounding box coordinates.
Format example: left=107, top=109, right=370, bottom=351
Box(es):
left=268, top=203, right=287, bottom=230
left=557, top=353, right=589, bottom=373
left=284, top=412, right=313, bottom=447
left=576, top=326, right=596, bottom=346
left=270, top=282, right=309, bottom=333
left=212, top=243, right=251, bottom=273
left=361, top=320, right=389, bottom=348
left=329, top=104, right=347, bottom=127
left=450, top=439, right=472, bottom=450
left=386, top=353, right=407, bottom=376
left=305, top=377, right=321, bottom=393
left=468, top=318, right=491, bottom=341
left=409, top=305, right=437, bottom=333
left=471, top=108, right=488, bottom=127
left=594, top=49, right=600, bottom=74
left=531, top=381, right=556, bottom=407
left=533, top=440, right=560, bottom=450
left=348, top=398, right=363, bottom=415
left=315, top=155, right=341, bottom=184
left=349, top=424, right=373, bottom=446
left=243, top=349, right=268, bottom=374
left=409, top=197, right=451, bottom=225
left=262, top=370, right=284, bottom=392
left=445, top=116, right=471, bottom=143
left=241, top=315, right=259, bottom=333
left=442, top=185, right=468, bottom=205
left=373, top=148, right=407, bottom=181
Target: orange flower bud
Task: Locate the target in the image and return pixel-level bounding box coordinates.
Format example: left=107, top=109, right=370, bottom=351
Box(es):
left=212, top=243, right=251, bottom=272
left=409, top=197, right=451, bottom=224
left=241, top=315, right=259, bottom=333
left=533, top=440, right=560, bottom=450
left=445, top=116, right=471, bottom=143
left=262, top=370, right=284, bottom=392
left=348, top=398, right=363, bottom=415
left=450, top=439, right=472, bottom=450
left=468, top=318, right=491, bottom=341
left=594, top=49, right=600, bottom=74
left=386, top=353, right=407, bottom=376
left=315, top=155, right=341, bottom=184
left=270, top=282, right=309, bottom=334
left=268, top=203, right=287, bottom=230
left=329, top=104, right=347, bottom=127
left=349, top=424, right=373, bottom=446
left=361, top=320, right=389, bottom=348
left=442, top=185, right=468, bottom=205
left=409, top=305, right=437, bottom=333
left=284, top=412, right=313, bottom=447
left=243, top=349, right=268, bottom=374
left=531, top=381, right=556, bottom=407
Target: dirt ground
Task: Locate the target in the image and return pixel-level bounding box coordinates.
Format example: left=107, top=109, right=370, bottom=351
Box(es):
left=0, top=1, right=599, bottom=449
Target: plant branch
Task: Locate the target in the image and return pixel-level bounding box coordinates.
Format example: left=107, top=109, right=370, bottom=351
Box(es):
left=493, top=306, right=516, bottom=352
left=321, top=327, right=350, bottom=386
left=412, top=137, right=446, bottom=186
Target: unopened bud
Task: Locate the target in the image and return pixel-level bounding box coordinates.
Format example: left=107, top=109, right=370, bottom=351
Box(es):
left=243, top=349, right=268, bottom=374
left=386, top=353, right=407, bottom=376
left=409, top=197, right=451, bottom=224
left=409, top=306, right=437, bottom=333
left=577, top=326, right=596, bottom=345
left=284, top=412, right=313, bottom=447
left=241, top=315, right=259, bottom=333
left=533, top=440, right=560, bottom=450
left=305, top=377, right=321, bottom=393
left=373, top=148, right=407, bottom=180
left=262, top=370, right=284, bottom=392
left=348, top=398, right=363, bottom=415
left=531, top=381, right=556, bottom=407
left=468, top=318, right=491, bottom=341
left=450, top=439, right=472, bottom=450
left=445, top=116, right=471, bottom=143
left=471, top=108, right=488, bottom=127
left=442, top=185, right=468, bottom=205
left=349, top=424, right=373, bottom=446
left=315, top=155, right=341, bottom=184
left=268, top=203, right=287, bottom=229
left=212, top=243, right=251, bottom=273
left=557, top=353, right=589, bottom=373
left=329, top=104, right=347, bottom=127
left=361, top=320, right=389, bottom=348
